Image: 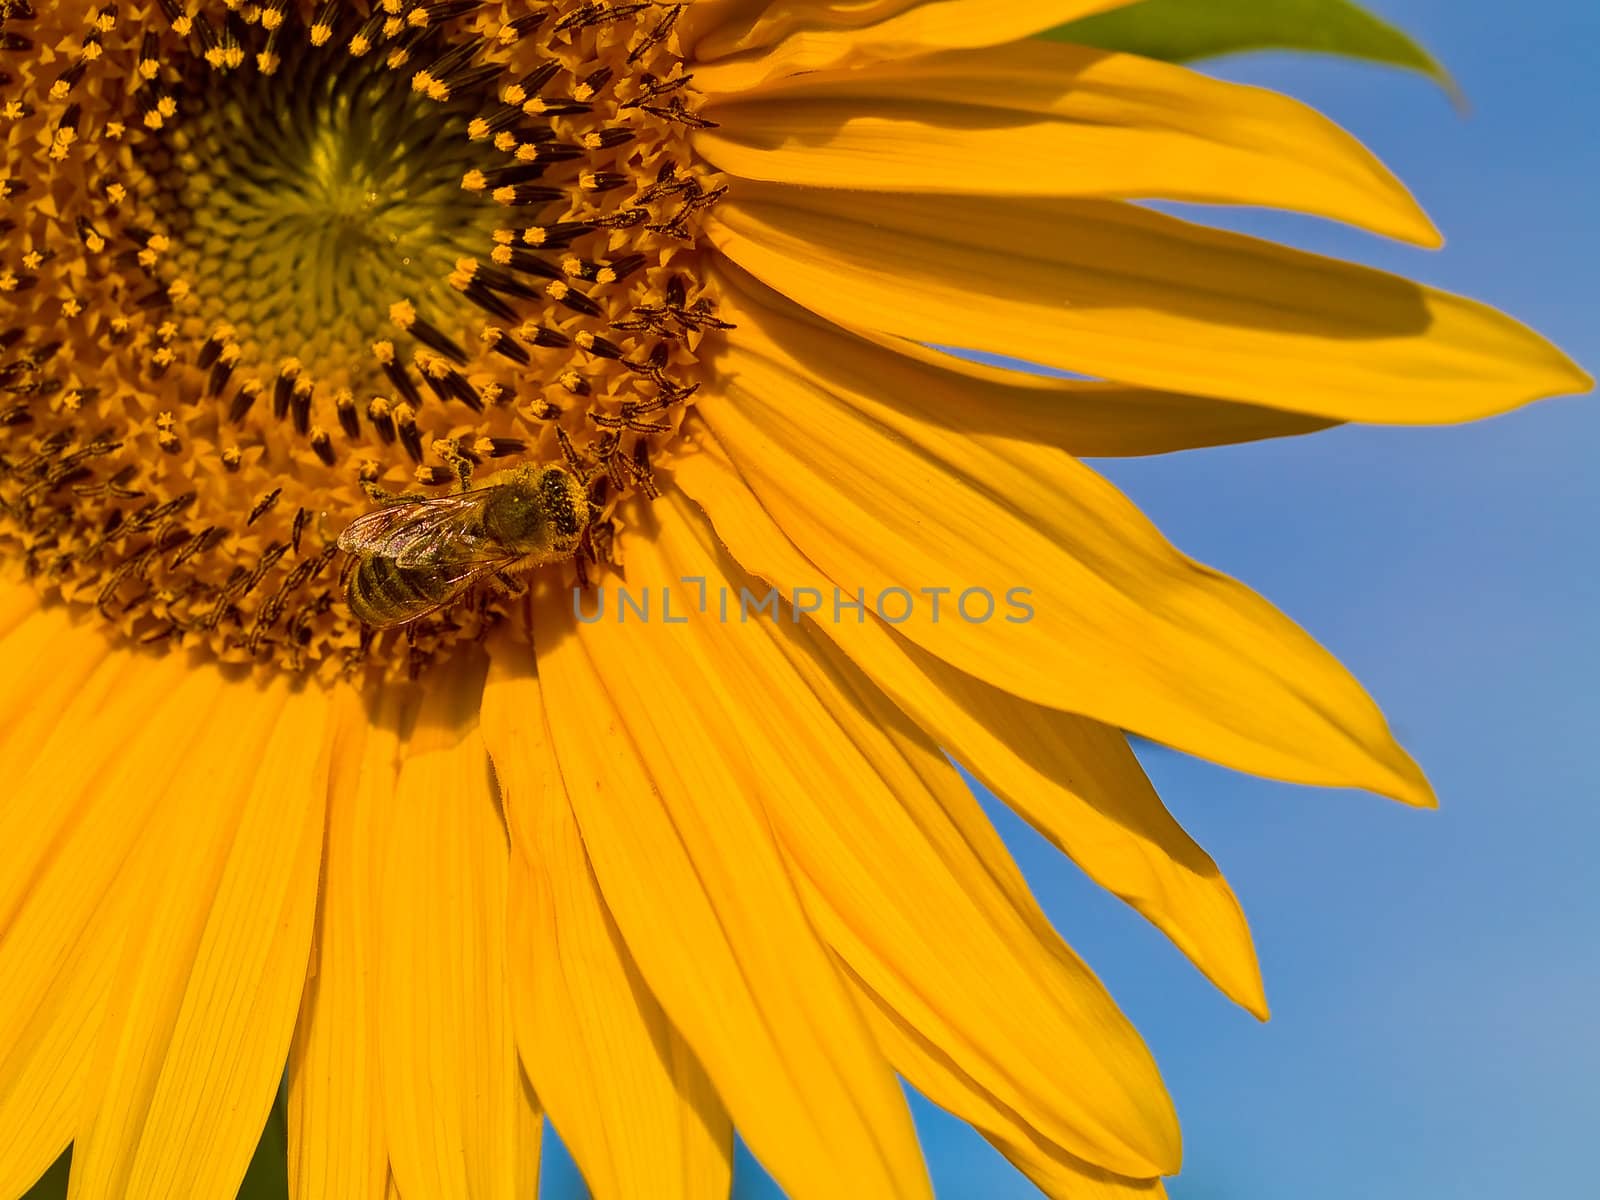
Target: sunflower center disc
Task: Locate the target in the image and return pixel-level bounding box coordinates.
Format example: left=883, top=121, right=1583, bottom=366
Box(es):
left=0, top=1, right=727, bottom=682
left=151, top=53, right=500, bottom=381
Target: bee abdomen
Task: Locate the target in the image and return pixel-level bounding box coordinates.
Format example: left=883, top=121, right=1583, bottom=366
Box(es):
left=348, top=555, right=442, bottom=627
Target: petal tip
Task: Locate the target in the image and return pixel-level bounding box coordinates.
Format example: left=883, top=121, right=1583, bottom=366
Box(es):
left=1241, top=984, right=1271, bottom=1024
left=1412, top=216, right=1446, bottom=251
left=1558, top=361, right=1595, bottom=398
left=1380, top=186, right=1444, bottom=249
left=1521, top=339, right=1592, bottom=404
left=1387, top=766, right=1439, bottom=810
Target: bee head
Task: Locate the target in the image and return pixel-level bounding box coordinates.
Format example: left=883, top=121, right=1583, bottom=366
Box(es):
left=538, top=465, right=595, bottom=554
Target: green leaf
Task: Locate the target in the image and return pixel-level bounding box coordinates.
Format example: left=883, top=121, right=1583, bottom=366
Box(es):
left=1041, top=0, right=1455, bottom=91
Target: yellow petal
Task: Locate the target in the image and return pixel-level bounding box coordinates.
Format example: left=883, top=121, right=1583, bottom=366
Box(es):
left=677, top=433, right=1264, bottom=1014
left=120, top=685, right=329, bottom=1198
left=69, top=676, right=328, bottom=1200
left=0, top=606, right=103, bottom=758
left=699, top=41, right=1436, bottom=244
left=591, top=516, right=1182, bottom=1188
left=688, top=320, right=1437, bottom=808
left=858, top=985, right=1166, bottom=1200
left=0, top=623, right=184, bottom=934
left=0, top=837, right=129, bottom=1199
left=609, top=501, right=1180, bottom=1178
left=483, top=643, right=734, bottom=1200
left=377, top=655, right=540, bottom=1200
left=531, top=579, right=932, bottom=1200
left=0, top=580, right=38, bottom=640
left=694, top=0, right=1133, bottom=94
left=288, top=685, right=400, bottom=1200
left=717, top=258, right=1334, bottom=457
left=678, top=283, right=1268, bottom=1011
left=708, top=186, right=1590, bottom=420
left=503, top=858, right=732, bottom=1200
left=0, top=648, right=220, bottom=1200
left=0, top=649, right=208, bottom=984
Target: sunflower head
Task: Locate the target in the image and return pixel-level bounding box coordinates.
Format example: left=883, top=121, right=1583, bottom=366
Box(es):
left=1, top=0, right=724, bottom=681
left=1, top=5, right=1593, bottom=1200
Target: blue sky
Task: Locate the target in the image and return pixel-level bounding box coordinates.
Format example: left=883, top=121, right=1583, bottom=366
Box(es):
left=545, top=1, right=1599, bottom=1196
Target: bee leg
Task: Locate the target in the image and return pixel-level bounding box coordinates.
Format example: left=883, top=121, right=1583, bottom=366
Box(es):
left=585, top=516, right=616, bottom=567
left=576, top=523, right=599, bottom=565
left=360, top=481, right=428, bottom=504
left=471, top=589, right=498, bottom=643
left=624, top=440, right=659, bottom=500
left=434, top=437, right=478, bottom=493
left=491, top=569, right=528, bottom=597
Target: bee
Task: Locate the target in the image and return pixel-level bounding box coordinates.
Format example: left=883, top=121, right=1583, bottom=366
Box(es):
left=338, top=463, right=592, bottom=629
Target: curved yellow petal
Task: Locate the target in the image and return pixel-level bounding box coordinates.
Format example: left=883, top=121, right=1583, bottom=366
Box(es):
left=0, top=620, right=181, bottom=935
left=288, top=685, right=401, bottom=1200
left=903, top=362, right=1336, bottom=455
left=643, top=487, right=1203, bottom=1188
left=0, top=606, right=103, bottom=760
left=676, top=432, right=1265, bottom=1016
left=0, top=580, right=38, bottom=640
left=0, top=652, right=222, bottom=1195
left=118, top=685, right=329, bottom=1199
left=0, top=651, right=208, bottom=992
left=855, top=980, right=1166, bottom=1200
left=67, top=676, right=321, bottom=1200
left=687, top=324, right=1437, bottom=808
left=0, top=838, right=129, bottom=1199
left=376, top=656, right=540, bottom=1200
left=694, top=0, right=1133, bottom=94
left=483, top=641, right=733, bottom=1200
left=530, top=577, right=931, bottom=1200
left=0, top=642, right=209, bottom=1196
left=626, top=499, right=1180, bottom=1177
left=699, top=41, right=1436, bottom=244
left=708, top=186, right=1590, bottom=421
left=715, top=258, right=1334, bottom=457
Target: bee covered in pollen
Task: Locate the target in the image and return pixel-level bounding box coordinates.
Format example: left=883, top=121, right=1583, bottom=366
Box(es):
left=338, top=463, right=594, bottom=629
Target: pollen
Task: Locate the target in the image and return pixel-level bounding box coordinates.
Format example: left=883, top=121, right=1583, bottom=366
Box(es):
left=0, top=0, right=728, bottom=682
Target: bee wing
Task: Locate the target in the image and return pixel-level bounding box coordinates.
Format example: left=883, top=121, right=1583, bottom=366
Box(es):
left=429, top=553, right=525, bottom=591
left=338, top=493, right=501, bottom=567
left=338, top=498, right=457, bottom=554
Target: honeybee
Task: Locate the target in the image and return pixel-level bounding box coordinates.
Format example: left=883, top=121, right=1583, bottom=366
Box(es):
left=338, top=463, right=592, bottom=629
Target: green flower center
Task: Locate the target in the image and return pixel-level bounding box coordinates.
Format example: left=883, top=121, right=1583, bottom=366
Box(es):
left=150, top=54, right=500, bottom=381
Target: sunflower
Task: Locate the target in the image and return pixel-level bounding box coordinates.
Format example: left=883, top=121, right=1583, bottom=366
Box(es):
left=0, top=0, right=1588, bottom=1197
